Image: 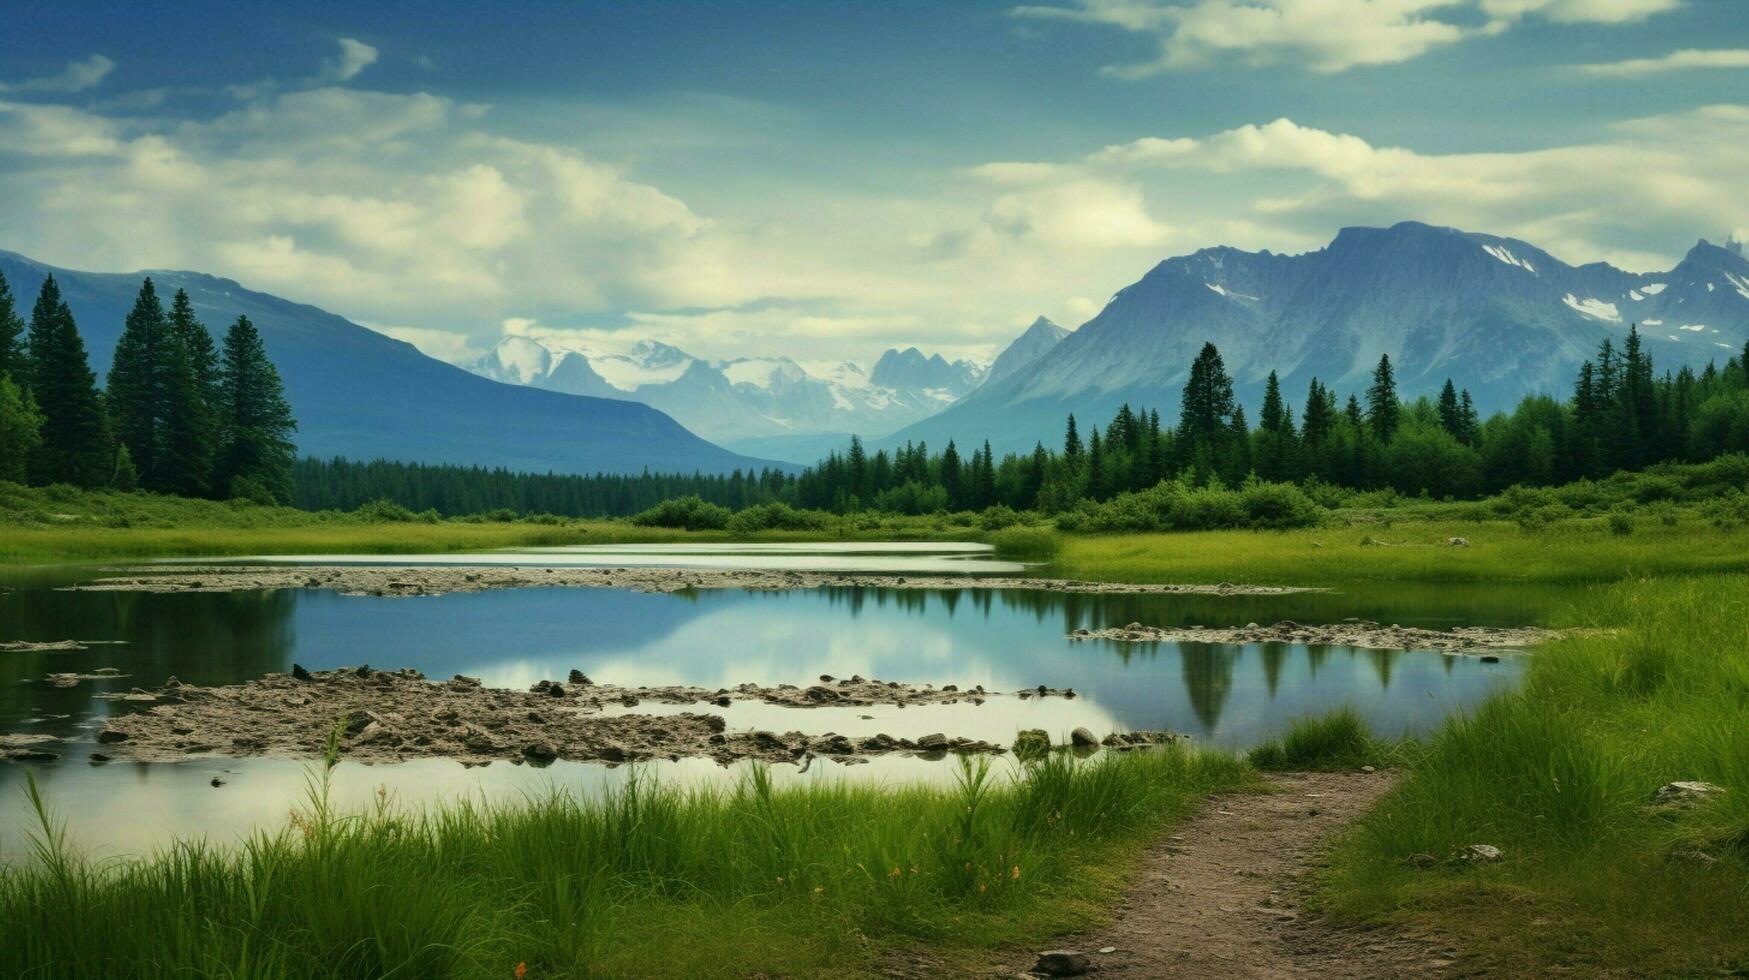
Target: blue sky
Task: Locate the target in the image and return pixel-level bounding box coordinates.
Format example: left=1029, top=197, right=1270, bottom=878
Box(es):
left=2, top=0, right=1746, bottom=365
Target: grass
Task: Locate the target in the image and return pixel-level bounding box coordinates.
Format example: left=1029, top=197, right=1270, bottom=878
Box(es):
left=1045, top=517, right=1749, bottom=586
left=1247, top=707, right=1398, bottom=772
left=1311, top=575, right=1749, bottom=976
left=0, top=741, right=1247, bottom=979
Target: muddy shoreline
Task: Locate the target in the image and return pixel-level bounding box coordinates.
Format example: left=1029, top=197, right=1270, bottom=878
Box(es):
left=62, top=564, right=1325, bottom=598
left=1072, top=619, right=1560, bottom=653
left=81, top=667, right=1179, bottom=767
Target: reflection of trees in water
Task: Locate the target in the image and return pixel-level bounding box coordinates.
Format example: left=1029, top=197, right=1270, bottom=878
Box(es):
left=0, top=588, right=297, bottom=737
left=1366, top=649, right=1395, bottom=690
left=1260, top=642, right=1288, bottom=697
left=1178, top=643, right=1237, bottom=733
left=1306, top=644, right=1329, bottom=677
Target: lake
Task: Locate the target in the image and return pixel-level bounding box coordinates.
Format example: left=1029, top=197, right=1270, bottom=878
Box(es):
left=0, top=544, right=1539, bottom=856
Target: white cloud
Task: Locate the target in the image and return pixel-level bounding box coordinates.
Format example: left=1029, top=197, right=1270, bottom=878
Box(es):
left=1477, top=0, right=1680, bottom=24
left=1014, top=0, right=1683, bottom=74
left=323, top=38, right=380, bottom=83
left=0, top=54, right=116, bottom=93
left=1580, top=48, right=1749, bottom=76
left=960, top=109, right=1749, bottom=272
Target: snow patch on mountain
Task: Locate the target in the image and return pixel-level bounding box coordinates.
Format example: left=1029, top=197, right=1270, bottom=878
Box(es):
left=1483, top=244, right=1537, bottom=273
left=1640, top=282, right=1667, bottom=295
left=1564, top=294, right=1621, bottom=321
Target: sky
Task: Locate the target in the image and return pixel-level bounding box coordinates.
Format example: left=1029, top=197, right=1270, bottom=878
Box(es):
left=2, top=0, right=1747, bottom=368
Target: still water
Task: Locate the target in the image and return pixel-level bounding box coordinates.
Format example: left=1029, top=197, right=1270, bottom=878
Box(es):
left=0, top=545, right=1539, bottom=856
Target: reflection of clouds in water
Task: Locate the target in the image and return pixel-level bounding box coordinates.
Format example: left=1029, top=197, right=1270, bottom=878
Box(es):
left=1, top=574, right=1528, bottom=857
left=4, top=750, right=1021, bottom=858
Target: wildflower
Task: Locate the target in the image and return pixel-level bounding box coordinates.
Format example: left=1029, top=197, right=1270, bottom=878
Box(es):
left=776, top=876, right=784, bottom=885
left=1011, top=865, right=1021, bottom=880
left=814, top=885, right=824, bottom=896
left=979, top=883, right=987, bottom=894
left=515, top=963, right=527, bottom=979
left=889, top=866, right=902, bottom=878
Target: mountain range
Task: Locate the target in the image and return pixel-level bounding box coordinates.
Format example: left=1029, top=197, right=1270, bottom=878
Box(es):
left=466, top=324, right=1067, bottom=462
left=0, top=252, right=787, bottom=476
left=8, top=221, right=1745, bottom=476
left=884, top=222, right=1749, bottom=455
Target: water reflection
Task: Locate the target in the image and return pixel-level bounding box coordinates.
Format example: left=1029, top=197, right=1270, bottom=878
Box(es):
left=0, top=570, right=1540, bottom=854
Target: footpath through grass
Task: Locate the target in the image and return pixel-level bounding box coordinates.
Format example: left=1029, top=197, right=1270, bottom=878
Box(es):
left=1303, top=575, right=1749, bottom=976
left=1, top=745, right=1245, bottom=979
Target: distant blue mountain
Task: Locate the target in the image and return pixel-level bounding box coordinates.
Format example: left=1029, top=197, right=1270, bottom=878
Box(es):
left=884, top=222, right=1749, bottom=455
left=0, top=251, right=789, bottom=475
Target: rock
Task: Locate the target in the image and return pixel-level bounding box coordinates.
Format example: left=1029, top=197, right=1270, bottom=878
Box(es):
left=1032, top=950, right=1091, bottom=976
left=210, top=777, right=225, bottom=788
left=1479, top=655, right=1501, bottom=663
left=1069, top=727, right=1098, bottom=748
left=1400, top=852, right=1439, bottom=869
left=916, top=732, right=949, bottom=751
left=522, top=742, right=558, bottom=765
left=1651, top=781, right=1726, bottom=811
left=1456, top=844, right=1501, bottom=864
left=1098, top=946, right=1117, bottom=955
left=291, top=663, right=314, bottom=682
left=96, top=729, right=130, bottom=744
left=802, top=685, right=840, bottom=702
left=1013, top=729, right=1051, bottom=760
left=1448, top=536, right=1470, bottom=547
left=1360, top=765, right=1377, bottom=773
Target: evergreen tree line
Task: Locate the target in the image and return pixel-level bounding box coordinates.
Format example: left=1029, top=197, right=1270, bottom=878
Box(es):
left=790, top=328, right=1749, bottom=513
left=292, top=457, right=798, bottom=517
left=289, top=327, right=1749, bottom=521
left=0, top=272, right=299, bottom=501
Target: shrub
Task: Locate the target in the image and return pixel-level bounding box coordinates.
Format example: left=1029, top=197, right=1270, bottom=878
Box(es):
left=1607, top=512, right=1635, bottom=536
left=725, top=503, right=831, bottom=534
left=630, top=496, right=730, bottom=531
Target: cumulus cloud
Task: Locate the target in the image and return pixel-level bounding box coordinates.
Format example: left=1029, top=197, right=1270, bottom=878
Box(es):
left=1579, top=48, right=1749, bottom=76
left=951, top=110, right=1749, bottom=272
left=1013, top=0, right=1682, bottom=74
left=0, top=85, right=748, bottom=333
left=0, top=54, right=116, bottom=93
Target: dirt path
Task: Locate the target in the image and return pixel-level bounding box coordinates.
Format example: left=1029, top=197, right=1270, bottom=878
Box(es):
left=1018, top=772, right=1470, bottom=978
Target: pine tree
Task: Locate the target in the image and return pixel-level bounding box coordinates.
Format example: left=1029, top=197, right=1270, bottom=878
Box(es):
left=1366, top=353, right=1400, bottom=442
left=217, top=315, right=298, bottom=503
left=1458, top=390, right=1479, bottom=446
left=1260, top=371, right=1287, bottom=434
left=161, top=289, right=221, bottom=496
left=939, top=439, right=962, bottom=510
left=0, top=269, right=26, bottom=385
left=1063, top=414, right=1082, bottom=459
left=1179, top=342, right=1235, bottom=454
left=108, top=278, right=170, bottom=488
left=26, top=277, right=113, bottom=486
left=1302, top=379, right=1333, bottom=445
left=1086, top=428, right=1104, bottom=500
left=1436, top=379, right=1461, bottom=438
left=977, top=439, right=996, bottom=507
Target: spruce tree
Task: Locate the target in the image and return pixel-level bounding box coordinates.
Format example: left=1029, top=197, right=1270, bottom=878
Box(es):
left=108, top=278, right=170, bottom=488
left=160, top=323, right=217, bottom=497
left=217, top=315, right=298, bottom=503
left=1179, top=343, right=1235, bottom=454
left=1366, top=353, right=1400, bottom=442
left=1436, top=379, right=1461, bottom=438
left=26, top=277, right=112, bottom=486
left=1260, top=371, right=1286, bottom=434
left=977, top=439, right=996, bottom=507
left=1063, top=414, right=1082, bottom=459
left=0, top=269, right=26, bottom=385
left=1302, top=379, right=1333, bottom=445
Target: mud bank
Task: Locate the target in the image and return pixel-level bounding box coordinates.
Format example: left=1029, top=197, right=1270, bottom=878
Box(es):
left=65, top=564, right=1323, bottom=598
left=1071, top=619, right=1561, bottom=653
left=85, top=667, right=1179, bottom=767
left=1, top=639, right=129, bottom=652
